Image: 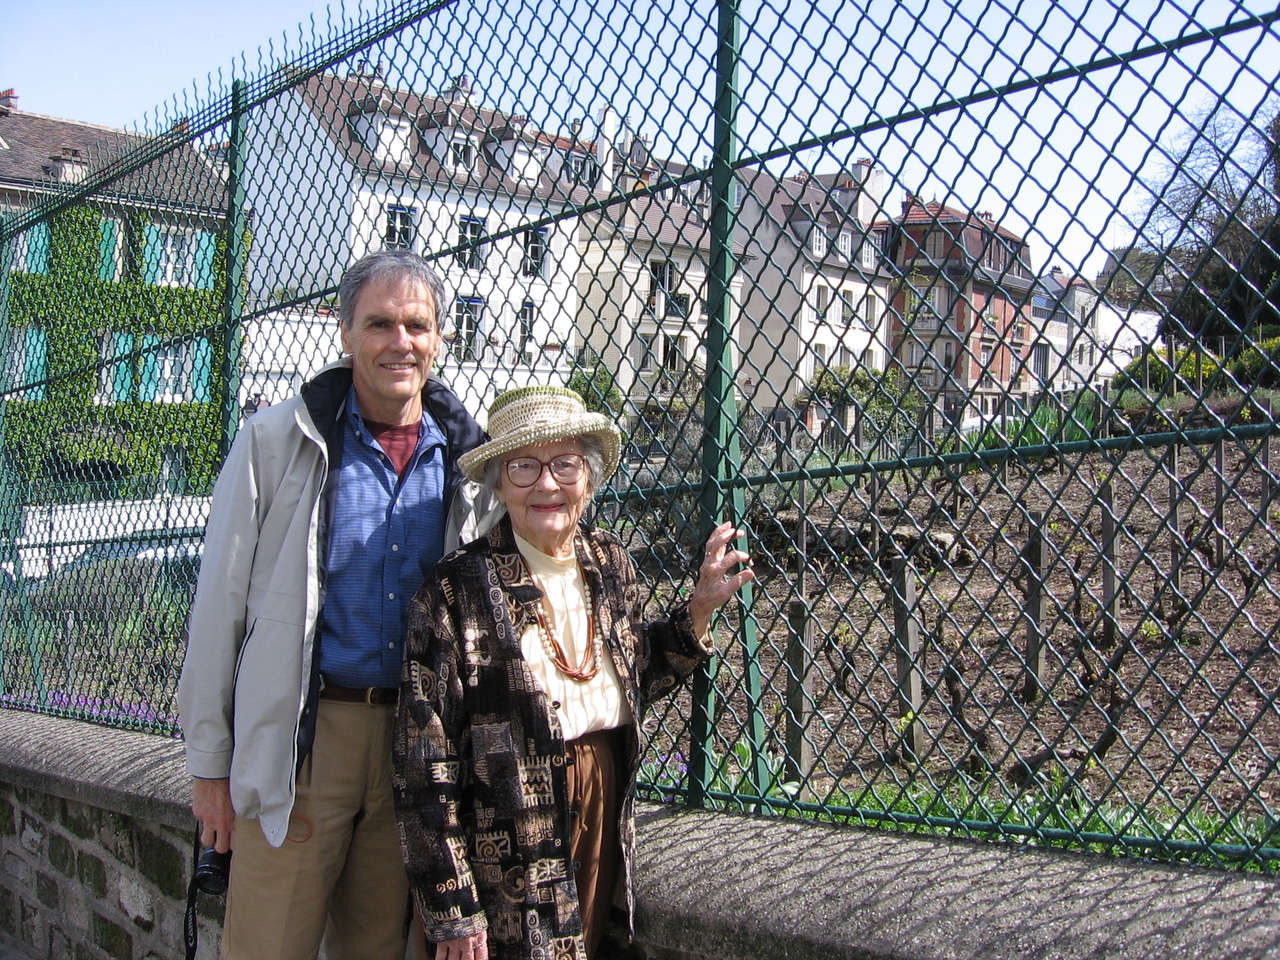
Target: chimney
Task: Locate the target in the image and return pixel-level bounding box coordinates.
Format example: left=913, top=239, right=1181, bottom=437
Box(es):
left=0, top=89, right=15, bottom=117
left=444, top=74, right=473, bottom=105
left=595, top=105, right=617, bottom=195
left=48, top=146, right=88, bottom=183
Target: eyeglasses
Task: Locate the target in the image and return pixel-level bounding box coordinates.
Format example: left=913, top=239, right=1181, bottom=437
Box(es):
left=504, top=453, right=586, bottom=488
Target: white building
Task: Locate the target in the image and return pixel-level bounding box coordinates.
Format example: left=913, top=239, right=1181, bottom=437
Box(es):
left=734, top=162, right=895, bottom=420
left=242, top=71, right=592, bottom=417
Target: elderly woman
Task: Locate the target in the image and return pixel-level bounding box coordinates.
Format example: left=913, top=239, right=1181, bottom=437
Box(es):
left=394, top=385, right=752, bottom=960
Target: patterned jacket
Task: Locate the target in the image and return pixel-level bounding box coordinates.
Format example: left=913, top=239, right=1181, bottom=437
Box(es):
left=393, top=515, right=710, bottom=959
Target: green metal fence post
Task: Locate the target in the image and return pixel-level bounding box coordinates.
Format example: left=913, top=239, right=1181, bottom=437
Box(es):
left=220, top=79, right=249, bottom=461
left=688, top=0, right=767, bottom=809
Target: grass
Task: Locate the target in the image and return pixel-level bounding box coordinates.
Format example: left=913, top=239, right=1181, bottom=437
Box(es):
left=637, top=742, right=1280, bottom=871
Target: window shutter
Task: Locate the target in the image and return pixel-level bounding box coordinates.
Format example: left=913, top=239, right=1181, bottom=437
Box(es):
left=138, top=333, right=160, bottom=401
left=143, top=226, right=162, bottom=284
left=194, top=232, right=216, bottom=290
left=98, top=219, right=119, bottom=281
left=27, top=223, right=51, bottom=274
left=25, top=329, right=48, bottom=400
left=192, top=338, right=213, bottom=402
left=112, top=333, right=135, bottom=401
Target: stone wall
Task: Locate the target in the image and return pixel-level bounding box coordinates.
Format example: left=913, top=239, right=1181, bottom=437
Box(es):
left=0, top=711, right=220, bottom=960
left=5, top=708, right=1280, bottom=960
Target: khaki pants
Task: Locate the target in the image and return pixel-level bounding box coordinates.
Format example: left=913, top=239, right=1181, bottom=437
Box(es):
left=222, top=698, right=410, bottom=960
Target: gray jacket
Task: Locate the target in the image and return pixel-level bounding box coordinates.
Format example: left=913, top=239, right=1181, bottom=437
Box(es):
left=178, top=358, right=486, bottom=846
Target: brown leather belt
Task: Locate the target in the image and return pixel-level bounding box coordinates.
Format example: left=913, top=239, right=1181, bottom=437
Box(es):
left=319, top=681, right=398, bottom=705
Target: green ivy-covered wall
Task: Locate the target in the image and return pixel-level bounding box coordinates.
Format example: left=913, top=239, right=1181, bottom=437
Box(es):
left=3, top=205, right=229, bottom=500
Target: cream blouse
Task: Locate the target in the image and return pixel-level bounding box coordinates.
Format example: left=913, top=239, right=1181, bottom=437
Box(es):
left=514, top=533, right=632, bottom=741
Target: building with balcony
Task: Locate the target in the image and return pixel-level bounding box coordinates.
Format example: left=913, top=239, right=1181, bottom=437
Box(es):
left=733, top=161, right=895, bottom=425
left=880, top=197, right=1036, bottom=429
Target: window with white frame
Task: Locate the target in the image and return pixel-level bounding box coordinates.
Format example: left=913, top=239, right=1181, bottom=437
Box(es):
left=662, top=333, right=686, bottom=374
left=376, top=119, right=413, bottom=165
left=634, top=333, right=656, bottom=372
left=450, top=134, right=477, bottom=171
left=649, top=259, right=680, bottom=315
left=564, top=154, right=598, bottom=186
left=863, top=292, right=878, bottom=330
left=911, top=284, right=942, bottom=327
left=157, top=229, right=195, bottom=286
left=812, top=285, right=830, bottom=324
left=455, top=216, right=487, bottom=270
left=384, top=205, right=416, bottom=250
left=980, top=344, right=994, bottom=383
left=518, top=302, right=537, bottom=363
left=2, top=216, right=49, bottom=274
left=452, top=297, right=485, bottom=361
left=810, top=227, right=829, bottom=258
left=836, top=231, right=853, bottom=258
left=860, top=233, right=877, bottom=269
left=812, top=342, right=828, bottom=370
left=154, top=342, right=189, bottom=402
left=522, top=227, right=548, bottom=278
left=906, top=341, right=928, bottom=367
left=4, top=226, right=29, bottom=273
left=838, top=289, right=856, bottom=325
left=924, top=229, right=947, bottom=262
left=96, top=334, right=130, bottom=402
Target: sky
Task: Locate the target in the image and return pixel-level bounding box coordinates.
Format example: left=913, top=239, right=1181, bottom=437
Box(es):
left=2, top=0, right=1274, bottom=282
left=0, top=0, right=350, bottom=130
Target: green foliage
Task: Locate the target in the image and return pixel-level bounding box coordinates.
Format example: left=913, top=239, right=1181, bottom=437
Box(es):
left=567, top=360, right=624, bottom=413
left=803, top=364, right=923, bottom=446
left=1112, top=345, right=1221, bottom=394
left=1222, top=337, right=1280, bottom=390
left=3, top=205, right=225, bottom=497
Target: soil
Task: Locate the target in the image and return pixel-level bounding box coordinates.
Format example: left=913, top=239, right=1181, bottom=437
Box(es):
left=630, top=433, right=1280, bottom=851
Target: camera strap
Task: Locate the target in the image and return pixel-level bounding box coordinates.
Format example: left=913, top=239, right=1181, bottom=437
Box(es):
left=183, top=872, right=200, bottom=960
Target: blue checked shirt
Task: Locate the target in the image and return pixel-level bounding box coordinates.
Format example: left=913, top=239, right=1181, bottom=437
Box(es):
left=315, top=388, right=447, bottom=688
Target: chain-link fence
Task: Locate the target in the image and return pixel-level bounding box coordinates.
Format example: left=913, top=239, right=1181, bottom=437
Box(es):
left=2, top=0, right=1280, bottom=868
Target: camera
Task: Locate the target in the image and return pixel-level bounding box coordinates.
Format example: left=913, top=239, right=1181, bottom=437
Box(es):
left=193, top=846, right=231, bottom=896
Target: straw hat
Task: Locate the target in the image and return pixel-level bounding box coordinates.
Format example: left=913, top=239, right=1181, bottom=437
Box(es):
left=459, top=385, right=622, bottom=484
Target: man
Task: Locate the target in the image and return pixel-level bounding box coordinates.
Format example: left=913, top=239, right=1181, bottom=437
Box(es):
left=179, top=250, right=486, bottom=959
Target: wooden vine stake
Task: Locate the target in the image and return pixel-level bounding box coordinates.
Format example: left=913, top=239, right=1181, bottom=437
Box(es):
left=1020, top=510, right=1046, bottom=703
left=892, top=557, right=925, bottom=761
left=1100, top=481, right=1118, bottom=648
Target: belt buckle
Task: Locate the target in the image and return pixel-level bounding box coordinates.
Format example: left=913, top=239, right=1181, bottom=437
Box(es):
left=364, top=687, right=377, bottom=706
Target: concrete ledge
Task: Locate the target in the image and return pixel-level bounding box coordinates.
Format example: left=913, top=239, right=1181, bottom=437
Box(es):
left=631, top=804, right=1280, bottom=959
left=0, top=709, right=191, bottom=832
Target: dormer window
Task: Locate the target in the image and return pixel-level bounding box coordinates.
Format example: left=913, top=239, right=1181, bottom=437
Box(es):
left=810, top=228, right=829, bottom=258
left=450, top=134, right=477, bottom=171
left=836, top=231, right=853, bottom=258
left=564, top=154, right=598, bottom=186
left=376, top=118, right=413, bottom=166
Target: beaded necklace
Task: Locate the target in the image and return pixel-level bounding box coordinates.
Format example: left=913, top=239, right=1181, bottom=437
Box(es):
left=534, top=564, right=603, bottom=683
